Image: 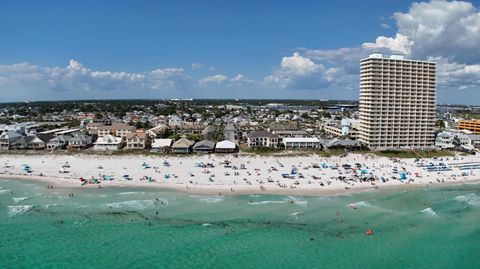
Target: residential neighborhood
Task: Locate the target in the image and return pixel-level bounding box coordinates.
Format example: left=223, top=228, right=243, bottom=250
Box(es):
left=0, top=99, right=480, bottom=155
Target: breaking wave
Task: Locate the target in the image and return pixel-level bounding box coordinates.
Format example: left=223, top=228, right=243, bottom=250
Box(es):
left=249, top=200, right=285, bottom=205
left=44, top=204, right=59, bottom=209
left=453, top=194, right=480, bottom=207
left=348, top=201, right=380, bottom=209
left=199, top=196, right=225, bottom=203
left=421, top=207, right=437, bottom=217
left=286, top=196, right=308, bottom=206
left=118, top=192, right=145, bottom=196
left=0, top=189, right=11, bottom=195
left=104, top=200, right=155, bottom=210
left=7, top=205, right=34, bottom=217
left=12, top=197, right=30, bottom=204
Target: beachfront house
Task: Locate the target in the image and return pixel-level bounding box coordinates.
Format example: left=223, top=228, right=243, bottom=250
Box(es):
left=171, top=138, right=194, bottom=153
left=193, top=140, right=215, bottom=153
left=321, top=138, right=362, bottom=150
left=97, top=123, right=136, bottom=138
left=435, top=131, right=456, bottom=150
left=27, top=134, right=53, bottom=150
left=467, top=134, right=480, bottom=149
left=125, top=132, right=150, bottom=150
left=246, top=130, right=279, bottom=148
left=94, top=135, right=124, bottom=151
left=0, top=131, right=23, bottom=150
left=47, top=135, right=70, bottom=150
left=68, top=132, right=93, bottom=149
left=215, top=140, right=237, bottom=153
left=283, top=137, right=321, bottom=149
left=9, top=136, right=31, bottom=150
left=150, top=138, right=172, bottom=153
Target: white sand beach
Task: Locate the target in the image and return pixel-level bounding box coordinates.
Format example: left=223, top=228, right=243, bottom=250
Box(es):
left=1, top=153, right=480, bottom=195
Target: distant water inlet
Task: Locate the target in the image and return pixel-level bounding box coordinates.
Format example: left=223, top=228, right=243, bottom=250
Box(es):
left=0, top=178, right=479, bottom=268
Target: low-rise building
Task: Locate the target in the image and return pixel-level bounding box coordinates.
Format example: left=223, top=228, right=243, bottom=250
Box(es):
left=246, top=130, right=279, bottom=148
left=125, top=132, right=150, bottom=150
left=321, top=138, right=362, bottom=150
left=28, top=134, right=53, bottom=150
left=94, top=135, right=124, bottom=151
left=171, top=138, right=194, bottom=153
left=47, top=135, right=70, bottom=150
left=97, top=123, right=136, bottom=138
left=435, top=130, right=480, bottom=150
left=0, top=131, right=23, bottom=150
left=168, top=115, right=183, bottom=127
left=193, top=140, right=215, bottom=153
left=151, top=138, right=172, bottom=153
left=467, top=134, right=480, bottom=149
left=86, top=122, right=103, bottom=135
left=68, top=132, right=93, bottom=149
left=10, top=136, right=32, bottom=150
left=283, top=137, right=321, bottom=149
left=146, top=124, right=169, bottom=138
left=435, top=131, right=456, bottom=150
left=215, top=140, right=237, bottom=153
left=322, top=118, right=358, bottom=139
left=457, top=119, right=480, bottom=134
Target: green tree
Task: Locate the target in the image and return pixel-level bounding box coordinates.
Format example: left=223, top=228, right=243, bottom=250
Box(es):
left=435, top=120, right=445, bottom=129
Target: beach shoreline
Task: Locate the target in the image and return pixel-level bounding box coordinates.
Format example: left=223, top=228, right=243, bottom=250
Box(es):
left=1, top=153, right=480, bottom=196
left=2, top=172, right=480, bottom=197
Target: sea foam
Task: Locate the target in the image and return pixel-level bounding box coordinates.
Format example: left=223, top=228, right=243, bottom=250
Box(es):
left=7, top=205, right=34, bottom=217
left=286, top=196, right=308, bottom=206
left=118, top=191, right=145, bottom=196
left=421, top=207, right=437, bottom=217
left=0, top=189, right=11, bottom=195
left=453, top=194, right=480, bottom=207
left=104, top=200, right=155, bottom=210
left=199, top=196, right=225, bottom=203
left=12, top=197, right=30, bottom=204
left=349, top=201, right=379, bottom=209
left=249, top=200, right=285, bottom=205
left=44, top=204, right=59, bottom=209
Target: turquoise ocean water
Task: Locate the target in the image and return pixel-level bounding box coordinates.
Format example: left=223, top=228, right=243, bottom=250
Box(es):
left=0, top=178, right=479, bottom=269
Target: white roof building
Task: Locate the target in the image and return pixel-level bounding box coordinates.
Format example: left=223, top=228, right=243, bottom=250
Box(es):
left=215, top=140, right=237, bottom=153
left=151, top=138, right=173, bottom=149
left=215, top=140, right=236, bottom=149
left=94, top=135, right=124, bottom=150
left=283, top=137, right=321, bottom=149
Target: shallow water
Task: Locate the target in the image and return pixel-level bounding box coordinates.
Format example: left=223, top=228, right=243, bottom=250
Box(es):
left=0, top=178, right=479, bottom=268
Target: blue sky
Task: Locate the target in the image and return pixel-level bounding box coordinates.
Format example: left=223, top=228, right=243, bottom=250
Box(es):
left=1, top=0, right=480, bottom=103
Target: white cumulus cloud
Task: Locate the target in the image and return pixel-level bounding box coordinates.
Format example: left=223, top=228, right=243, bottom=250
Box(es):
left=362, top=33, right=413, bottom=55
left=264, top=52, right=352, bottom=90
left=230, top=74, right=254, bottom=84
left=198, top=74, right=229, bottom=85
left=0, top=60, right=189, bottom=100
left=198, top=74, right=254, bottom=86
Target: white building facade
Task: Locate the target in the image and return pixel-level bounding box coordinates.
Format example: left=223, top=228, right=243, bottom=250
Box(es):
left=358, top=54, right=436, bottom=150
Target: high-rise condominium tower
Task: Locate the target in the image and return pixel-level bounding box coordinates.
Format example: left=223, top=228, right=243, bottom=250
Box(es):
left=358, top=54, right=436, bottom=150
